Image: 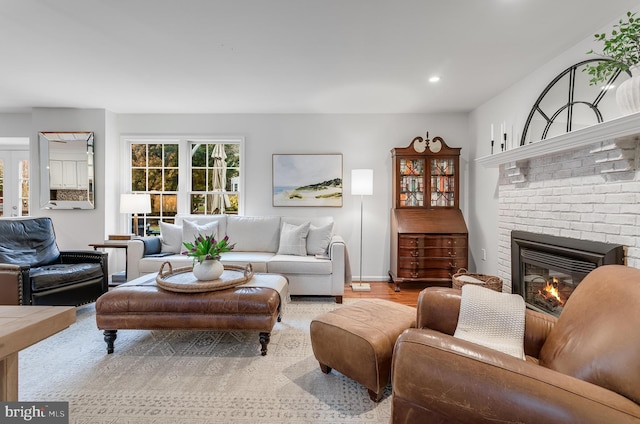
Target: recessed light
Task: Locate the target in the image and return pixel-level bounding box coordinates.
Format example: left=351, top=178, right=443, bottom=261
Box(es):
left=428, top=76, right=440, bottom=83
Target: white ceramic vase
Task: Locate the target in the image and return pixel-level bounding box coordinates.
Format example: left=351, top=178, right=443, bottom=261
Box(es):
left=616, top=64, right=640, bottom=115
left=192, top=260, right=224, bottom=281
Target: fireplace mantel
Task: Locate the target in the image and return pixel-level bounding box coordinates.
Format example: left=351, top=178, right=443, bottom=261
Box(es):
left=476, top=112, right=640, bottom=168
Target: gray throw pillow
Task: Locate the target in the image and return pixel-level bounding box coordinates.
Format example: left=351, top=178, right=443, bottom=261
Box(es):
left=277, top=222, right=310, bottom=256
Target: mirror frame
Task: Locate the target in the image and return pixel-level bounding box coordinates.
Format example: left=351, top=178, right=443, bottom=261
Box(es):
left=520, top=59, right=631, bottom=145
left=39, top=131, right=95, bottom=210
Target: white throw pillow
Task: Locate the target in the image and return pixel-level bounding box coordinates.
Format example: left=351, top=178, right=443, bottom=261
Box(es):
left=306, top=222, right=334, bottom=255
left=182, top=220, right=219, bottom=253
left=454, top=285, right=526, bottom=360
left=160, top=222, right=183, bottom=253
left=277, top=222, right=310, bottom=256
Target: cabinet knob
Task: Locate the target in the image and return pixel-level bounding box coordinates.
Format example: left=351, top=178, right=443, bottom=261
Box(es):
left=411, top=251, right=419, bottom=257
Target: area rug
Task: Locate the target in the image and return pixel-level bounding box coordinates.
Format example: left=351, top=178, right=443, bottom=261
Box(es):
left=19, top=298, right=392, bottom=423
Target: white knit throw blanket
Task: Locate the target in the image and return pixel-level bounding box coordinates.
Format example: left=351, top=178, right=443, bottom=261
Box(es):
left=453, top=284, right=526, bottom=359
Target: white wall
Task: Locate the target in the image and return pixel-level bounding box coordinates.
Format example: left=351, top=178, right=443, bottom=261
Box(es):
left=0, top=114, right=31, bottom=136
left=1, top=109, right=470, bottom=280
left=117, top=113, right=470, bottom=280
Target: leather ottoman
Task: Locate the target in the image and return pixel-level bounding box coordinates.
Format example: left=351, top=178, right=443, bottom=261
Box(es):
left=95, top=272, right=287, bottom=355
left=310, top=299, right=416, bottom=401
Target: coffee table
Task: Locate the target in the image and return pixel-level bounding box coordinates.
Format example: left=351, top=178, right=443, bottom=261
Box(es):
left=95, top=271, right=288, bottom=355
left=0, top=306, right=76, bottom=400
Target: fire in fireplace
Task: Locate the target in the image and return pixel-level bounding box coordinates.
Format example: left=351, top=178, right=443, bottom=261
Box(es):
left=511, top=231, right=625, bottom=317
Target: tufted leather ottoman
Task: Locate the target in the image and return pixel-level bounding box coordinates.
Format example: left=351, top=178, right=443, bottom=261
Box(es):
left=95, top=272, right=287, bottom=355
left=310, top=299, right=416, bottom=401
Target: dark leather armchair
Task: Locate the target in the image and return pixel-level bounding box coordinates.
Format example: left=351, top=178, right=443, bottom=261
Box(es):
left=0, top=217, right=108, bottom=306
left=391, top=264, right=640, bottom=424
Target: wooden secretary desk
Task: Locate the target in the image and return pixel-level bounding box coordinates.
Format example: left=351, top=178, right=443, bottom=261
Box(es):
left=389, top=133, right=468, bottom=291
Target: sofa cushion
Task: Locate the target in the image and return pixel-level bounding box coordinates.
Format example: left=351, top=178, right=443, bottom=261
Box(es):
left=227, top=216, right=280, bottom=252
left=160, top=222, right=182, bottom=253
left=30, top=263, right=103, bottom=291
left=139, top=251, right=275, bottom=275
left=307, top=222, right=334, bottom=255
left=268, top=254, right=332, bottom=275
left=281, top=216, right=334, bottom=255
left=182, top=219, right=219, bottom=248
left=176, top=214, right=227, bottom=238
left=142, top=237, right=162, bottom=255
left=277, top=222, right=310, bottom=256
left=219, top=251, right=273, bottom=273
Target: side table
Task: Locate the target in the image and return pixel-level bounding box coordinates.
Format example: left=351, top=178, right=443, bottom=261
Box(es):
left=0, top=306, right=75, bottom=400
left=89, top=241, right=128, bottom=285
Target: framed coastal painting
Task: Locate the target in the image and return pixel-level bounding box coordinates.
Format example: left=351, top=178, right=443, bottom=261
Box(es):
left=272, top=154, right=343, bottom=207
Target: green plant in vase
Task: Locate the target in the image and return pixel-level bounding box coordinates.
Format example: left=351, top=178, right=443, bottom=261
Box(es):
left=583, top=11, right=640, bottom=85
left=584, top=11, right=640, bottom=115
left=183, top=234, right=235, bottom=264
left=182, top=234, right=235, bottom=280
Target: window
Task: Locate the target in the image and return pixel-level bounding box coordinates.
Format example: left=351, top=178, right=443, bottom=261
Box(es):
left=189, top=142, right=240, bottom=215
left=126, top=136, right=243, bottom=235
left=0, top=149, right=29, bottom=217
left=19, top=159, right=29, bottom=216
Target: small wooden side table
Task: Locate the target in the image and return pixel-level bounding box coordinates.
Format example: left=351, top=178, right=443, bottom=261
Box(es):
left=0, top=306, right=76, bottom=400
left=89, top=241, right=129, bottom=284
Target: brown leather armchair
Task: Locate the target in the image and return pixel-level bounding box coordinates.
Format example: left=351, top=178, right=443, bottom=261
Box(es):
left=391, top=264, right=640, bottom=424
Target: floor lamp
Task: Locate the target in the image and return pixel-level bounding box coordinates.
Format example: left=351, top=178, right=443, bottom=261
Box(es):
left=120, top=193, right=151, bottom=237
left=351, top=169, right=373, bottom=292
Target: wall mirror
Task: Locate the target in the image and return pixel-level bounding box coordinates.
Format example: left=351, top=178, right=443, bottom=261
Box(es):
left=39, top=131, right=94, bottom=210
left=520, top=59, right=630, bottom=145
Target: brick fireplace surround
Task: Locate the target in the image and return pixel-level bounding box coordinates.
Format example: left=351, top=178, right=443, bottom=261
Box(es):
left=494, top=127, right=640, bottom=293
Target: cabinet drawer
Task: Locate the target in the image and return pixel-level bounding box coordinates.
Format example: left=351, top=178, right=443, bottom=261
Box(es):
left=397, top=268, right=454, bottom=279
left=399, top=236, right=466, bottom=249
left=399, top=247, right=466, bottom=258
left=399, top=257, right=467, bottom=270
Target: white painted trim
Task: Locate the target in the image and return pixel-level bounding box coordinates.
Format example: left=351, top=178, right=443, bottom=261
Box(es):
left=476, top=112, right=640, bottom=168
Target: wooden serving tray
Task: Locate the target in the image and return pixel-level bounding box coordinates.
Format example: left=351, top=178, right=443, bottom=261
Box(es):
left=155, top=262, right=254, bottom=293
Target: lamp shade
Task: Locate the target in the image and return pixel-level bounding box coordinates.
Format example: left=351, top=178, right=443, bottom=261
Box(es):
left=351, top=169, right=373, bottom=196
left=119, top=193, right=151, bottom=214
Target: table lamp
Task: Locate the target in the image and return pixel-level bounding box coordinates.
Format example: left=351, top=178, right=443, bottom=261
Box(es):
left=120, top=193, right=151, bottom=237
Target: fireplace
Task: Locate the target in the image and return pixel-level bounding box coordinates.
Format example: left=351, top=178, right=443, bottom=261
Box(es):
left=511, top=231, right=625, bottom=316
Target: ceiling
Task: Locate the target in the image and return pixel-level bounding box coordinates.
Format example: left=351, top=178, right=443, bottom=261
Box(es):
left=1, top=0, right=638, bottom=114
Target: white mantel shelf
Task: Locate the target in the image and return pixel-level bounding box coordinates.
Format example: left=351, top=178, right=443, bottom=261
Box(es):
left=476, top=112, right=640, bottom=168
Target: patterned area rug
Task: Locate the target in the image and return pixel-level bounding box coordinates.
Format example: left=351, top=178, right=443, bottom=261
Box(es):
left=19, top=298, right=392, bottom=423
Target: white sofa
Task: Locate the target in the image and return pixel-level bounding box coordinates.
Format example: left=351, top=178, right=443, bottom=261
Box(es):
left=125, top=214, right=348, bottom=303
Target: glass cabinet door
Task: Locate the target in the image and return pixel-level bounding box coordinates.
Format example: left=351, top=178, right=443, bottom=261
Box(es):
left=430, top=158, right=455, bottom=207
left=399, top=158, right=424, bottom=207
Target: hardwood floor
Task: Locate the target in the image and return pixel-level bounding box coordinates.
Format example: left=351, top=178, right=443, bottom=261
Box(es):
left=343, top=281, right=437, bottom=307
